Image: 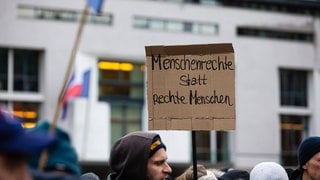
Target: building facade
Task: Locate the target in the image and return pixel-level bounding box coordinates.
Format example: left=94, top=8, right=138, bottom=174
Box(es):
left=1, top=0, right=320, bottom=174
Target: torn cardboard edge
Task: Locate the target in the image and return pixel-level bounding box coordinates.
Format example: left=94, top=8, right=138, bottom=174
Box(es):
left=145, top=43, right=234, bottom=56
left=148, top=118, right=235, bottom=131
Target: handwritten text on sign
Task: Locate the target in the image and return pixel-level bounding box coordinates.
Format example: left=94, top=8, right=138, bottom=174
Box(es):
left=146, top=44, right=235, bottom=130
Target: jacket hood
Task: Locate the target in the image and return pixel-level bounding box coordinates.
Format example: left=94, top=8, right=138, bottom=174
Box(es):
left=109, top=131, right=161, bottom=180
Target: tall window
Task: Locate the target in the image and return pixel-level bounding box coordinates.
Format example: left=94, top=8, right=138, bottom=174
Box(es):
left=280, top=69, right=308, bottom=106
left=279, top=68, right=309, bottom=166
left=281, top=115, right=308, bottom=166
left=98, top=60, right=144, bottom=143
left=14, top=49, right=39, bottom=92
left=0, top=48, right=42, bottom=127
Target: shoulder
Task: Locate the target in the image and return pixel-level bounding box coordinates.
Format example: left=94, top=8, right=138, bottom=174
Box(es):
left=106, top=172, right=116, bottom=180
left=31, top=169, right=81, bottom=180
left=287, top=168, right=302, bottom=180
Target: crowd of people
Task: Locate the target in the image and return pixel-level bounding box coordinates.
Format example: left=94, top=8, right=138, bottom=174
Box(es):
left=0, top=109, right=99, bottom=180
left=1, top=108, right=320, bottom=180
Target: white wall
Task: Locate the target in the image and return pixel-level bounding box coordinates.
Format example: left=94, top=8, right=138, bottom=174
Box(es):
left=1, top=0, right=319, bottom=168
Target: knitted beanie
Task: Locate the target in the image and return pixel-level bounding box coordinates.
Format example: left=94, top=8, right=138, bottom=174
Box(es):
left=149, top=136, right=166, bottom=157
left=298, top=136, right=320, bottom=166
left=250, top=162, right=288, bottom=180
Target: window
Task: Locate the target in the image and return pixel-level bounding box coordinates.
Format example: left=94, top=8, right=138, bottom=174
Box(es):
left=167, top=21, right=184, bottom=32
left=0, top=48, right=8, bottom=91
left=0, top=48, right=42, bottom=127
left=0, top=48, right=41, bottom=92
left=281, top=115, right=308, bottom=166
left=133, top=16, right=219, bottom=35
left=98, top=60, right=145, bottom=143
left=279, top=68, right=309, bottom=166
left=280, top=69, right=308, bottom=106
left=17, top=4, right=113, bottom=26
left=196, top=131, right=211, bottom=161
left=13, top=49, right=39, bottom=92
left=196, top=131, right=229, bottom=163
left=237, top=27, right=314, bottom=43
left=216, top=131, right=229, bottom=162
left=194, top=23, right=218, bottom=35
left=215, top=1, right=320, bottom=17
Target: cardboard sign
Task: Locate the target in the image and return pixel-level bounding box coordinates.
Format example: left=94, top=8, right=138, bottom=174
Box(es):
left=145, top=43, right=235, bottom=130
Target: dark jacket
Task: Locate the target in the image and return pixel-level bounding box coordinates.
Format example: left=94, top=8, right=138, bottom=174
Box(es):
left=31, top=169, right=100, bottom=180
left=31, top=169, right=80, bottom=180
left=107, top=131, right=160, bottom=180
left=288, top=169, right=302, bottom=180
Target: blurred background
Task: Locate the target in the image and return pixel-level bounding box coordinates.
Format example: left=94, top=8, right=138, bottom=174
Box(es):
left=1, top=0, right=320, bottom=178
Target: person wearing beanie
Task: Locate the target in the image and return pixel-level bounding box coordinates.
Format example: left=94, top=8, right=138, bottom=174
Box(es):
left=218, top=169, right=249, bottom=180
left=107, top=131, right=172, bottom=180
left=250, top=162, right=288, bottom=180
left=28, top=121, right=82, bottom=176
left=0, top=109, right=56, bottom=180
left=288, top=136, right=320, bottom=180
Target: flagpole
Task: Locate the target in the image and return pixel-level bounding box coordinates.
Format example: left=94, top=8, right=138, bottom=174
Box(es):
left=38, top=3, right=90, bottom=171
left=82, top=73, right=92, bottom=158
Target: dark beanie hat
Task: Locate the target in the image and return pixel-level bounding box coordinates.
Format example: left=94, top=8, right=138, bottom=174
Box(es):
left=298, top=136, right=320, bottom=166
left=149, top=136, right=166, bottom=157
left=218, top=169, right=249, bottom=180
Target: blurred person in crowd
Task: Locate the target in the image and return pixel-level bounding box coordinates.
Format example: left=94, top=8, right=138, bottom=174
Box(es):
left=198, top=169, right=218, bottom=180
left=288, top=136, right=320, bottom=180
left=80, top=172, right=100, bottom=180
left=217, top=169, right=249, bottom=180
left=28, top=121, right=81, bottom=176
left=176, top=165, right=249, bottom=180
left=107, top=131, right=172, bottom=180
left=175, top=164, right=212, bottom=180
left=250, top=162, right=288, bottom=180
left=0, top=109, right=56, bottom=180
left=28, top=121, right=100, bottom=180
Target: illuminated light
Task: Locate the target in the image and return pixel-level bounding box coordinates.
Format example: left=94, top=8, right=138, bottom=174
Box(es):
left=13, top=110, right=37, bottom=119
left=13, top=111, right=24, bottom=117
left=120, top=63, right=133, bottom=71
left=99, top=61, right=116, bottom=70
left=281, top=123, right=303, bottom=130
left=98, top=61, right=133, bottom=71
left=23, top=122, right=36, bottom=129
left=99, top=61, right=120, bottom=70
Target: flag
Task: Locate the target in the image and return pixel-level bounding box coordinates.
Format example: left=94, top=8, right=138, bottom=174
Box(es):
left=87, top=0, right=104, bottom=15
left=61, top=68, right=91, bottom=120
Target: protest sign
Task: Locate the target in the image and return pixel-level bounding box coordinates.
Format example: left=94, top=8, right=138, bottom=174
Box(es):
left=145, top=43, right=235, bottom=130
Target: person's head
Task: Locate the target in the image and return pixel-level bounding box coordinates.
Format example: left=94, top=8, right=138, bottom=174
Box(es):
left=198, top=169, right=217, bottom=180
left=297, top=136, right=320, bottom=179
left=249, top=162, right=288, bottom=180
left=0, top=109, right=56, bottom=179
left=109, top=131, right=172, bottom=180
left=217, top=169, right=249, bottom=180
left=0, top=110, right=56, bottom=154
left=28, top=121, right=81, bottom=175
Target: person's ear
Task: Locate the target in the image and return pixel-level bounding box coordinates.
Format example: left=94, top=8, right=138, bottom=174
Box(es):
left=303, top=164, right=308, bottom=170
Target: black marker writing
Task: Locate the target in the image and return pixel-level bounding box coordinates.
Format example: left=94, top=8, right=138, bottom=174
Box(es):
left=153, top=90, right=187, bottom=105
left=189, top=90, right=233, bottom=106
left=179, top=74, right=208, bottom=86
left=151, top=54, right=234, bottom=71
